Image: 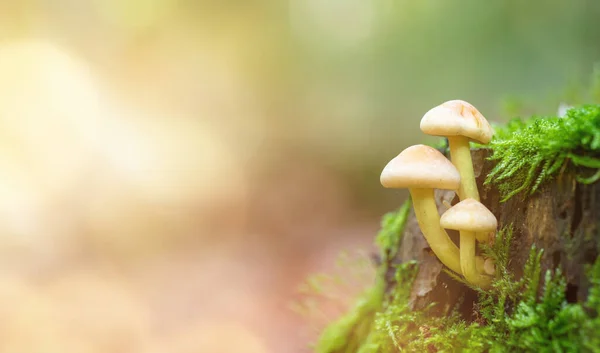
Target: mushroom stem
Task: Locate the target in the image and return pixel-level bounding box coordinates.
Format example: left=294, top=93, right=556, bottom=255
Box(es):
left=447, top=136, right=479, bottom=201
left=460, top=230, right=492, bottom=288
left=448, top=137, right=489, bottom=243
left=410, top=188, right=462, bottom=275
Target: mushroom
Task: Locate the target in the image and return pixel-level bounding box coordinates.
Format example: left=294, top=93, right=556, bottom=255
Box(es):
left=380, top=144, right=463, bottom=274
left=440, top=198, right=497, bottom=288
left=420, top=100, right=493, bottom=243
left=420, top=100, right=492, bottom=201
left=483, top=258, right=496, bottom=276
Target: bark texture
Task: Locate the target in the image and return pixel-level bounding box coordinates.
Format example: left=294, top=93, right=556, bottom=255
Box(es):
left=387, top=148, right=600, bottom=318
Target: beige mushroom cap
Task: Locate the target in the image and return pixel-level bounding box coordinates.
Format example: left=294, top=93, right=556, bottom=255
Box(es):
left=440, top=198, right=497, bottom=232
left=420, top=100, right=493, bottom=144
left=380, top=144, right=460, bottom=190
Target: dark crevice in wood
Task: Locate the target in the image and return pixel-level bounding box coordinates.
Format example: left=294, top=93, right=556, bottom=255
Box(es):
left=566, top=284, right=579, bottom=303
left=552, top=250, right=562, bottom=270
left=571, top=183, right=583, bottom=236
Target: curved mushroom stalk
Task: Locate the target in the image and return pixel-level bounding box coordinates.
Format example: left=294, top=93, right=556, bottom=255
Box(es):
left=411, top=189, right=490, bottom=276
left=410, top=188, right=462, bottom=274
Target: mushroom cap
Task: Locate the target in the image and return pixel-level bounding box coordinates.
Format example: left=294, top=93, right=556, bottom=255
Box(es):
left=420, top=100, right=493, bottom=144
left=380, top=144, right=460, bottom=190
left=440, top=198, right=497, bottom=232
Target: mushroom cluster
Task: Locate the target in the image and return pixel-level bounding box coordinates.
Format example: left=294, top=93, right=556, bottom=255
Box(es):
left=380, top=100, right=498, bottom=288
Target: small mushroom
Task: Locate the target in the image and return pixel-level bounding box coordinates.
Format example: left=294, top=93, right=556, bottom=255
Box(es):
left=420, top=100, right=493, bottom=202
left=380, top=144, right=463, bottom=274
left=440, top=198, right=497, bottom=288
left=483, top=258, right=496, bottom=276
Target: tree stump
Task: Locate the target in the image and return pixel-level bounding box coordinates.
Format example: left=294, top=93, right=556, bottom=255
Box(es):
left=388, top=148, right=600, bottom=318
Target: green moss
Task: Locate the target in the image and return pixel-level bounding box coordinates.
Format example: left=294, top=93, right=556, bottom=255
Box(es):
left=359, top=225, right=594, bottom=352
left=353, top=226, right=542, bottom=352
left=314, top=276, right=386, bottom=353
left=314, top=199, right=412, bottom=353
left=426, top=137, right=449, bottom=152
left=375, top=198, right=412, bottom=265
left=356, top=261, right=419, bottom=353
left=485, top=104, right=600, bottom=202
left=313, top=220, right=600, bottom=352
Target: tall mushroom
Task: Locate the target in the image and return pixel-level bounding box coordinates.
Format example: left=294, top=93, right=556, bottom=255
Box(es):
left=420, top=100, right=494, bottom=243
left=440, top=198, right=497, bottom=288
left=380, top=144, right=463, bottom=274
left=420, top=100, right=492, bottom=202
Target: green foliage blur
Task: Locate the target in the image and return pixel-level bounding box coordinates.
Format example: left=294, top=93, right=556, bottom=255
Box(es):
left=283, top=0, right=600, bottom=211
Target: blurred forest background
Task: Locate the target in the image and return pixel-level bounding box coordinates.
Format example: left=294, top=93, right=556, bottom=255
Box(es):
left=0, top=1, right=599, bottom=352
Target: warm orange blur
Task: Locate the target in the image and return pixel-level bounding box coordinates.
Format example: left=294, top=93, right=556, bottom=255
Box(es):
left=0, top=3, right=377, bottom=351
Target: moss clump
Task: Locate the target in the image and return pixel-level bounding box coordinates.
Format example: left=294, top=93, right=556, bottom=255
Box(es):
left=375, top=198, right=412, bottom=267
left=356, top=261, right=420, bottom=353
left=314, top=276, right=386, bottom=353
left=485, top=104, right=600, bottom=201
left=313, top=199, right=412, bottom=353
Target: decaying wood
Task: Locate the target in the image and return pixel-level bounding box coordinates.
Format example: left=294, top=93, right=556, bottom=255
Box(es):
left=387, top=148, right=600, bottom=317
